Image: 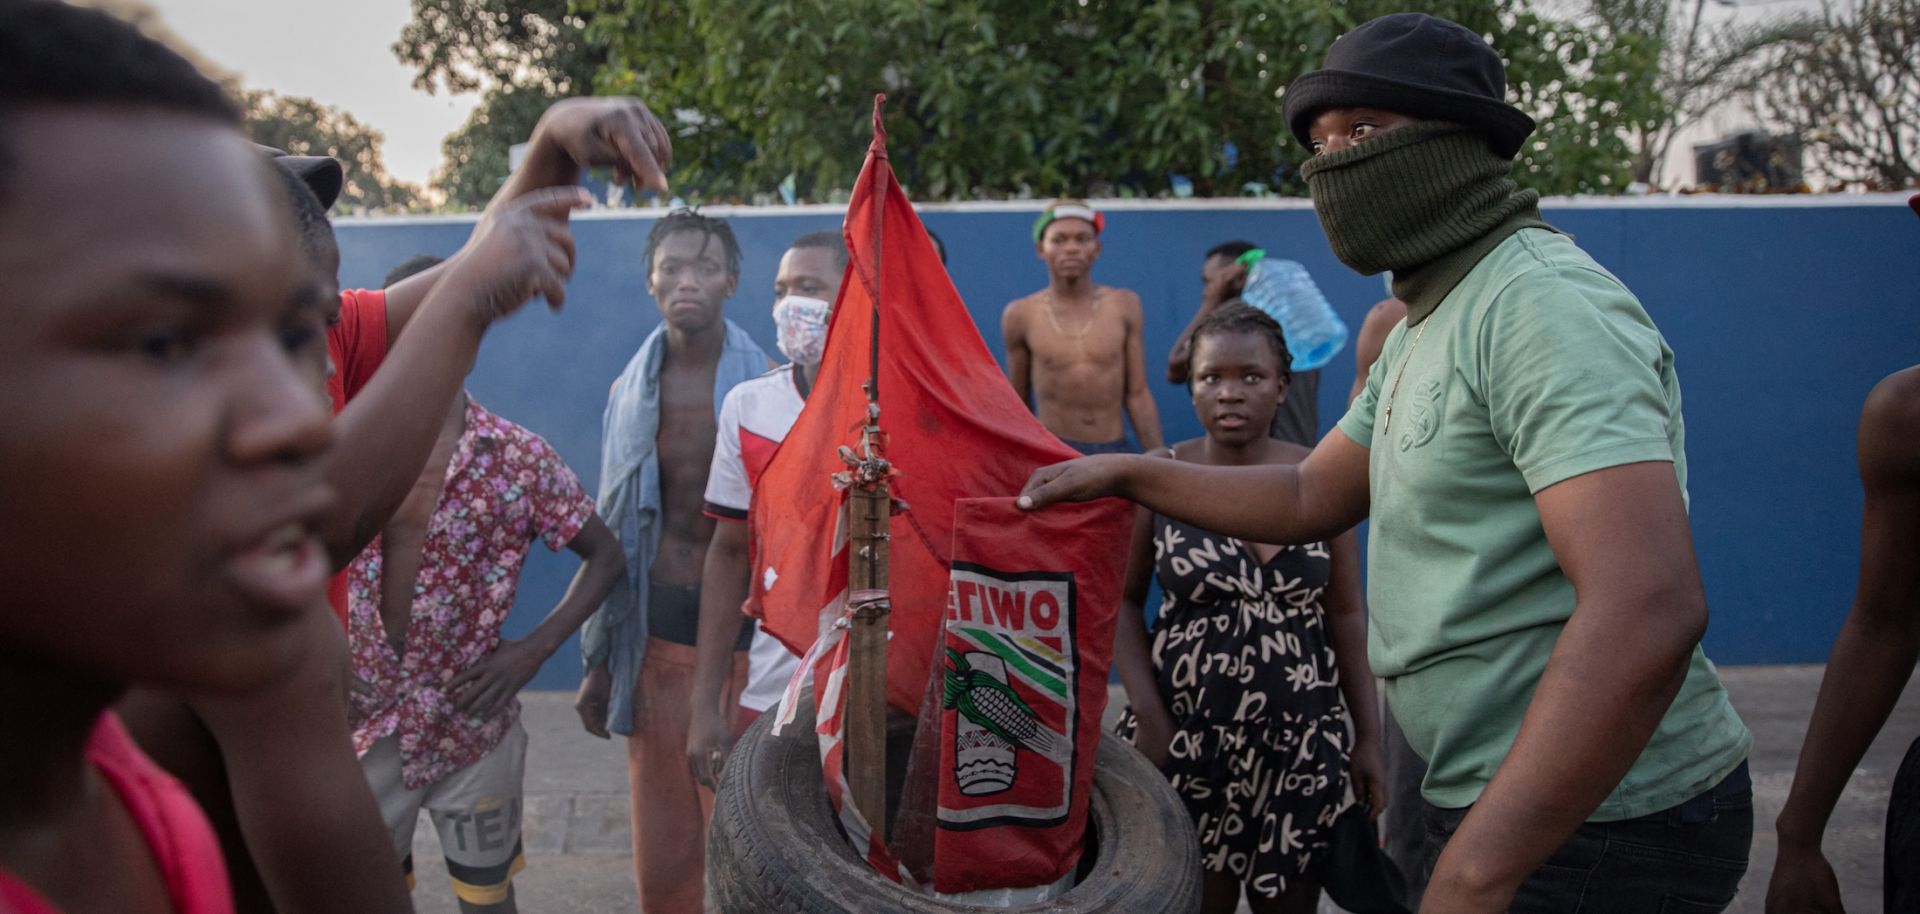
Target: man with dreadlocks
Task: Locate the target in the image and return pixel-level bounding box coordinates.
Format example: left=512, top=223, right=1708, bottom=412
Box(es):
left=574, top=209, right=769, bottom=914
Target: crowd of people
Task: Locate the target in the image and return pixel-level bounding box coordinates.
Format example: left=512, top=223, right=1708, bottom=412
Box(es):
left=0, top=2, right=1915, bottom=914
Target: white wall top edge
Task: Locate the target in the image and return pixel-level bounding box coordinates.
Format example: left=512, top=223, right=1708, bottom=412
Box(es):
left=331, top=191, right=1917, bottom=226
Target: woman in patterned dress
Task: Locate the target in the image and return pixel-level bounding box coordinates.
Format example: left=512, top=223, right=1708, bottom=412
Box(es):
left=1115, top=305, right=1387, bottom=914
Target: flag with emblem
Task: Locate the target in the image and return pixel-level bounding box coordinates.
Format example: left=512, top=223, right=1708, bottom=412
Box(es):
left=748, top=97, right=1130, bottom=889
left=935, top=496, right=1130, bottom=892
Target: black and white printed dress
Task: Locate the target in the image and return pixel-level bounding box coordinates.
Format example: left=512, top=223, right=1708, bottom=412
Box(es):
left=1116, top=513, right=1354, bottom=899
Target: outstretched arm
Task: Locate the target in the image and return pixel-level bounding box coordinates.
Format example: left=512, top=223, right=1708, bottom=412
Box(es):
left=322, top=99, right=671, bottom=564
left=1121, top=295, right=1164, bottom=451
left=1423, top=461, right=1708, bottom=912
left=450, top=515, right=625, bottom=719
left=1768, top=369, right=1920, bottom=914
left=1019, top=427, right=1371, bottom=547
left=379, top=97, right=673, bottom=339
left=321, top=188, right=589, bottom=564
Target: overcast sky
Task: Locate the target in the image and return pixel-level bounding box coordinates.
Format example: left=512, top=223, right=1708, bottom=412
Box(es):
left=136, top=0, right=1814, bottom=192
left=143, top=0, right=481, bottom=186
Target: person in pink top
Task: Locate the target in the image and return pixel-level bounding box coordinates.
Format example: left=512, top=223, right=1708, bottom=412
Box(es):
left=0, top=2, right=333, bottom=910
left=119, top=97, right=655, bottom=914
left=0, top=718, right=235, bottom=914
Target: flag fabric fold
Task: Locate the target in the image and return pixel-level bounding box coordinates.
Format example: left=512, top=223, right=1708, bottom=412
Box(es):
left=751, top=94, right=1131, bottom=890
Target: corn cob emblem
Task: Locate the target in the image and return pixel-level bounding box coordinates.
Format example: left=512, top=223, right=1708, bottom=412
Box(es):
left=944, top=647, right=1045, bottom=751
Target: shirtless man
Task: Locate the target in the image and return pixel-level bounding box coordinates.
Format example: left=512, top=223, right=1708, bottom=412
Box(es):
left=1768, top=363, right=1920, bottom=914
left=1003, top=199, right=1163, bottom=454
left=1768, top=197, right=1920, bottom=914
left=573, top=212, right=769, bottom=914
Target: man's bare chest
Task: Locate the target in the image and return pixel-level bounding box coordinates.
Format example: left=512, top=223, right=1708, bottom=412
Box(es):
left=1026, top=297, right=1127, bottom=370
left=390, top=430, right=464, bottom=540
left=656, top=373, right=718, bottom=486
left=1031, top=326, right=1126, bottom=372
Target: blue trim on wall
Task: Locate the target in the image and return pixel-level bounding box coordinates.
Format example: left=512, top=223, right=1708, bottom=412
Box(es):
left=334, top=200, right=1920, bottom=689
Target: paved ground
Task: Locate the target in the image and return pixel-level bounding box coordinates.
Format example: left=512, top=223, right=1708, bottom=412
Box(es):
left=404, top=665, right=1918, bottom=913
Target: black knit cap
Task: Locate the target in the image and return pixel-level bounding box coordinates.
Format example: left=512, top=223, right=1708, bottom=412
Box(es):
left=1282, top=13, right=1536, bottom=159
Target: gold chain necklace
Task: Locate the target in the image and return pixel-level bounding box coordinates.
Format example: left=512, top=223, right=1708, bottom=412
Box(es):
left=1043, top=288, right=1102, bottom=339
left=1380, top=318, right=1430, bottom=435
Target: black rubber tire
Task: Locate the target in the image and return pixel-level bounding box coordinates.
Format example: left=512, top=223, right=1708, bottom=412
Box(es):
left=708, top=697, right=1202, bottom=913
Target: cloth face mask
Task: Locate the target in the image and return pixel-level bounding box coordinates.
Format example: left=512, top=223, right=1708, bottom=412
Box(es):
left=1299, top=120, right=1530, bottom=276
left=773, top=295, right=831, bottom=366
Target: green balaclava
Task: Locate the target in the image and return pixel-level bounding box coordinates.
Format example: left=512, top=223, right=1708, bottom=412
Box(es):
left=1298, top=121, right=1553, bottom=323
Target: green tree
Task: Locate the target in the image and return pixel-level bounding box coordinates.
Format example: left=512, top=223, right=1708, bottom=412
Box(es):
left=574, top=0, right=1660, bottom=201
left=394, top=0, right=606, bottom=207
left=241, top=89, right=422, bottom=212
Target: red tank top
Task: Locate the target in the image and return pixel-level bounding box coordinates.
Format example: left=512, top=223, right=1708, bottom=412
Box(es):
left=323, top=288, right=392, bottom=627
left=0, top=714, right=233, bottom=914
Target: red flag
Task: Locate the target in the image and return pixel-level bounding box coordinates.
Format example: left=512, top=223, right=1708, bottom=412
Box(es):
left=748, top=98, right=1132, bottom=889
left=748, top=102, right=1083, bottom=711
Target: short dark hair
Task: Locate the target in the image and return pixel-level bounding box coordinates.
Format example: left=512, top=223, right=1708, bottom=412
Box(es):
left=382, top=254, right=444, bottom=288
left=925, top=228, right=948, bottom=265
left=789, top=229, right=848, bottom=270
left=1190, top=303, right=1293, bottom=387
left=270, top=161, right=337, bottom=265
left=644, top=208, right=740, bottom=277
left=1204, top=240, right=1258, bottom=262
left=0, top=1, right=239, bottom=200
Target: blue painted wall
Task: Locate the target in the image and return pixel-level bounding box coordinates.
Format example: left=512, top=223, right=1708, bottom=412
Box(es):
left=334, top=198, right=1920, bottom=689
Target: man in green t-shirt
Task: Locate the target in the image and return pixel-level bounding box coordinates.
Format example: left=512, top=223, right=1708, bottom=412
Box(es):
left=1019, top=13, right=1752, bottom=914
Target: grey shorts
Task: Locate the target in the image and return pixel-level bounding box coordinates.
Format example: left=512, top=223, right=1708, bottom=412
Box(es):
left=361, top=719, right=528, bottom=905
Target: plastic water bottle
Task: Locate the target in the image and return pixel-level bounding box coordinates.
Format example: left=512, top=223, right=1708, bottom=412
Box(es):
left=1234, top=249, right=1349, bottom=372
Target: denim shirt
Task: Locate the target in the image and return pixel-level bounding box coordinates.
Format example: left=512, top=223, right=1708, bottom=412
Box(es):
left=582, top=318, right=768, bottom=736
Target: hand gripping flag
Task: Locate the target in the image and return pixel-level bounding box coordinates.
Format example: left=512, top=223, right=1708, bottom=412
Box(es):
left=747, top=97, right=1131, bottom=889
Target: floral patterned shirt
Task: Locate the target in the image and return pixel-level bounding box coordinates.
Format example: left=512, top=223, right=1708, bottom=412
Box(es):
left=348, top=398, right=594, bottom=788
